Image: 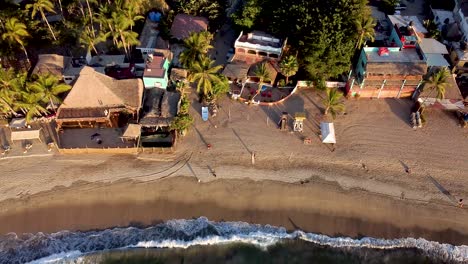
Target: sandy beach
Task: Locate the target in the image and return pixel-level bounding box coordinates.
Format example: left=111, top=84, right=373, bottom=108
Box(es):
left=0, top=91, right=467, bottom=247
left=0, top=175, right=467, bottom=245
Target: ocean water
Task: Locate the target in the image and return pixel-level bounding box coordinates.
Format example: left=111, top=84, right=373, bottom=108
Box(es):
left=0, top=217, right=466, bottom=264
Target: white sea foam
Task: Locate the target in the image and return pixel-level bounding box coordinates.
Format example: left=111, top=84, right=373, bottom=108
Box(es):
left=4, top=217, right=465, bottom=264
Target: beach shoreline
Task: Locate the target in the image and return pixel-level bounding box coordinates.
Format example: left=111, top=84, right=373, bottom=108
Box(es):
left=0, top=175, right=467, bottom=246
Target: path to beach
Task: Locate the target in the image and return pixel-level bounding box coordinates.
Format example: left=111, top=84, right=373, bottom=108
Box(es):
left=0, top=89, right=467, bottom=244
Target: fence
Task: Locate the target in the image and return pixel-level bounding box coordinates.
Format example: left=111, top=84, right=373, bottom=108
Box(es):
left=58, top=146, right=139, bottom=154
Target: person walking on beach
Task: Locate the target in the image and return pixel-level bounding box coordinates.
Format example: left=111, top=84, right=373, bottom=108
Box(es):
left=459, top=199, right=464, bottom=208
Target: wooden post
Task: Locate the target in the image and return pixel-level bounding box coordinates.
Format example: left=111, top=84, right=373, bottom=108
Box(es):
left=397, top=79, right=406, bottom=98
left=377, top=79, right=386, bottom=98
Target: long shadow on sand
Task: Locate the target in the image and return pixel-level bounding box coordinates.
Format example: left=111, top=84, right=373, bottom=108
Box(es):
left=427, top=176, right=457, bottom=204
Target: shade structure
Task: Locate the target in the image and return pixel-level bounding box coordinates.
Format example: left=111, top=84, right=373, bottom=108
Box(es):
left=122, top=124, right=141, bottom=139
left=11, top=129, right=41, bottom=141
left=320, top=122, right=336, bottom=144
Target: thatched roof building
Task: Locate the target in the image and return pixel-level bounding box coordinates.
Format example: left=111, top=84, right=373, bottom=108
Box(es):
left=56, top=66, right=144, bottom=128
left=32, top=54, right=71, bottom=77
left=140, top=88, right=181, bottom=127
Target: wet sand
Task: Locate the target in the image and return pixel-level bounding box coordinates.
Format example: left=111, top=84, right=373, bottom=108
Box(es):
left=0, top=176, right=467, bottom=245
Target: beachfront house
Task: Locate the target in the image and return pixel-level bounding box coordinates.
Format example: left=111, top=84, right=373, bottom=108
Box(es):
left=143, top=54, right=171, bottom=89
left=56, top=66, right=144, bottom=129
left=232, top=31, right=286, bottom=64
left=139, top=88, right=181, bottom=147
left=350, top=47, right=427, bottom=98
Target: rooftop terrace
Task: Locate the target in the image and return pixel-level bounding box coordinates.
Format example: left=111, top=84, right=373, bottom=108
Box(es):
left=365, top=47, right=424, bottom=63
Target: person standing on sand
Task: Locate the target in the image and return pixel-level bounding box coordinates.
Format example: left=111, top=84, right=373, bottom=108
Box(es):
left=459, top=199, right=464, bottom=208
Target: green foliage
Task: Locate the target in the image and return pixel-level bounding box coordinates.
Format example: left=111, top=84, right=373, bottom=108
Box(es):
left=231, top=0, right=261, bottom=31
left=173, top=0, right=226, bottom=29
left=261, top=0, right=370, bottom=80
left=380, top=0, right=398, bottom=14
left=251, top=62, right=271, bottom=102
left=209, top=74, right=229, bottom=100
left=423, top=67, right=450, bottom=100
left=0, top=70, right=70, bottom=122
left=355, top=16, right=376, bottom=49
left=179, top=95, right=190, bottom=114
left=423, top=20, right=441, bottom=41
left=322, top=88, right=345, bottom=119
left=188, top=56, right=223, bottom=98
left=26, top=0, right=57, bottom=40
left=29, top=73, right=71, bottom=110
left=170, top=96, right=193, bottom=133
left=278, top=79, right=286, bottom=87
left=279, top=55, right=299, bottom=84
left=179, top=31, right=213, bottom=68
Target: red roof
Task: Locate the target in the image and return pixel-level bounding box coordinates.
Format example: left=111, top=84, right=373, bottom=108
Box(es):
left=170, top=14, right=208, bottom=40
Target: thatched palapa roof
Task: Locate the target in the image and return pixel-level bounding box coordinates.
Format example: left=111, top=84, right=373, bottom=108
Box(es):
left=33, top=54, right=71, bottom=77
left=140, top=88, right=181, bottom=127
left=57, top=66, right=144, bottom=119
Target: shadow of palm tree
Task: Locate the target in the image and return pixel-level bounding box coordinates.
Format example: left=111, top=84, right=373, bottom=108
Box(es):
left=427, top=176, right=457, bottom=203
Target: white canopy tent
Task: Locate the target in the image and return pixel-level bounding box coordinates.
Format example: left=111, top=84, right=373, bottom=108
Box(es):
left=320, top=122, right=336, bottom=144
left=11, top=129, right=42, bottom=142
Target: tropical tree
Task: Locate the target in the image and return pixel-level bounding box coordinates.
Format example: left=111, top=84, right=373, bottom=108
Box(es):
left=111, top=12, right=140, bottom=58
left=355, top=16, right=376, bottom=49
left=279, top=55, right=299, bottom=84
left=0, top=68, right=21, bottom=117
left=79, top=26, right=108, bottom=55
left=26, top=0, right=58, bottom=41
left=423, top=19, right=441, bottom=40
left=188, top=56, right=223, bottom=100
left=252, top=62, right=271, bottom=101
left=119, top=2, right=144, bottom=31
left=15, top=90, right=49, bottom=123
left=179, top=31, right=213, bottom=68
left=322, top=88, right=345, bottom=118
left=29, top=73, right=71, bottom=111
left=2, top=17, right=30, bottom=64
left=423, top=67, right=450, bottom=100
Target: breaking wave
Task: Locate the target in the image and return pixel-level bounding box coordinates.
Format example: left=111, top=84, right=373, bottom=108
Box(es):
left=0, top=217, right=465, bottom=263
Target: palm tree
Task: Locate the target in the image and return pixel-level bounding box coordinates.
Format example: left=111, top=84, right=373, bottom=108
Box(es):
left=29, top=73, right=71, bottom=111
left=26, top=0, right=58, bottom=41
left=179, top=31, right=213, bottom=68
left=423, top=19, right=441, bottom=40
left=16, top=91, right=49, bottom=123
left=2, top=18, right=30, bottom=65
left=423, top=67, right=450, bottom=100
left=252, top=62, right=271, bottom=101
left=120, top=2, right=144, bottom=31
left=322, top=88, right=345, bottom=119
left=79, top=26, right=108, bottom=55
left=355, top=16, right=376, bottom=49
left=279, top=55, right=298, bottom=84
left=0, top=68, right=21, bottom=116
left=188, top=56, right=223, bottom=100
left=111, top=12, right=140, bottom=58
